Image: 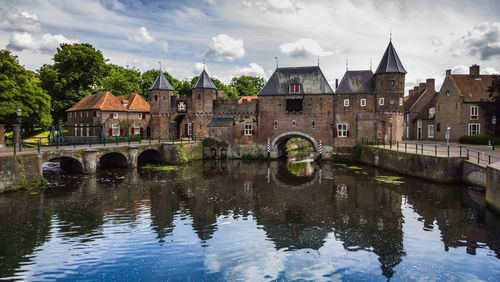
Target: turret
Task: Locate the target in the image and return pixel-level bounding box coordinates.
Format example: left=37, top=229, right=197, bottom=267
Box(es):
left=191, top=69, right=217, bottom=114
left=149, top=72, right=175, bottom=138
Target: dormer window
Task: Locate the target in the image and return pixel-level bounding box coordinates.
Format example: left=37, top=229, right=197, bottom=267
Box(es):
left=289, top=84, right=300, bottom=93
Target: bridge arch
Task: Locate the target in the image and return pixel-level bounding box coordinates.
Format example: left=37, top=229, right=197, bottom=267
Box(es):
left=271, top=131, right=319, bottom=159
left=44, top=157, right=84, bottom=174
left=99, top=152, right=128, bottom=168
left=137, top=149, right=162, bottom=165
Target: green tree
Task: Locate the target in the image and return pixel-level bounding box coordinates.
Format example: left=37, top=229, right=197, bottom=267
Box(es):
left=39, top=43, right=107, bottom=123
left=140, top=70, right=183, bottom=99
left=0, top=50, right=52, bottom=131
left=100, top=64, right=141, bottom=96
left=230, top=75, right=265, bottom=97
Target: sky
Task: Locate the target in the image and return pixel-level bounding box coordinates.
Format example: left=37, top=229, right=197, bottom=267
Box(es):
left=1, top=0, right=499, bottom=94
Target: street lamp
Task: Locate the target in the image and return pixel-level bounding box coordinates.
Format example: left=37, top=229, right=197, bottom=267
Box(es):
left=16, top=108, right=22, bottom=151
left=492, top=115, right=496, bottom=151
left=389, top=117, right=393, bottom=149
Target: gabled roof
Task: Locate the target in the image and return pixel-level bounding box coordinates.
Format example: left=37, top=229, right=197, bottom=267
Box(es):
left=414, top=95, right=437, bottom=121
left=451, top=74, right=496, bottom=102
left=336, top=70, right=375, bottom=94
left=192, top=69, right=217, bottom=89
left=206, top=116, right=234, bottom=127
left=116, top=93, right=150, bottom=112
left=258, top=66, right=334, bottom=96
left=375, top=41, right=407, bottom=74
left=66, top=91, right=127, bottom=112
left=149, top=72, right=174, bottom=91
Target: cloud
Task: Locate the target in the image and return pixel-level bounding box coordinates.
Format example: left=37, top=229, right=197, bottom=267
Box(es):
left=482, top=67, right=500, bottom=74
left=234, top=63, right=266, bottom=78
left=127, top=26, right=155, bottom=44
left=0, top=10, right=40, bottom=32
left=206, top=34, right=245, bottom=61
left=7, top=32, right=79, bottom=53
left=279, top=38, right=335, bottom=58
left=451, top=65, right=468, bottom=74
left=243, top=0, right=299, bottom=14
left=195, top=62, right=207, bottom=74
left=159, top=41, right=168, bottom=52
left=462, top=21, right=500, bottom=60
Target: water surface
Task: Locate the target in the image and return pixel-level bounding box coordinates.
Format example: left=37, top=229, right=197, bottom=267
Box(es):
left=0, top=160, right=499, bottom=281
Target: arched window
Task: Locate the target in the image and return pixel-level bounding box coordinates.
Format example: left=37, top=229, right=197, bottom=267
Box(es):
left=154, top=95, right=158, bottom=101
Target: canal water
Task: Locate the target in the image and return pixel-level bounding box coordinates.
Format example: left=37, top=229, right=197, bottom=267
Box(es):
left=1, top=160, right=500, bottom=281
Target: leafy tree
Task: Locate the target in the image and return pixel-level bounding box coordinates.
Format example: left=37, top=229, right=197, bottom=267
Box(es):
left=230, top=75, right=265, bottom=97
left=140, top=70, right=183, bottom=99
left=39, top=43, right=107, bottom=123
left=100, top=64, right=141, bottom=96
left=0, top=50, right=52, bottom=131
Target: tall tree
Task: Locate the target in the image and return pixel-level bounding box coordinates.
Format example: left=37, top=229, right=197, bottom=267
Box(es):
left=230, top=75, right=265, bottom=98
left=100, top=64, right=141, bottom=96
left=0, top=50, right=52, bottom=131
left=39, top=43, right=107, bottom=123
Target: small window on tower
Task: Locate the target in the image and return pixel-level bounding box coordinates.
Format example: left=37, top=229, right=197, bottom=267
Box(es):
left=390, top=80, right=396, bottom=87
left=379, top=98, right=384, bottom=105
left=289, top=84, right=300, bottom=93
left=154, top=95, right=158, bottom=101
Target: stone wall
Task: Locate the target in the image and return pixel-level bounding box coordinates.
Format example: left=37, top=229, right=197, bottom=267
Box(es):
left=486, top=162, right=500, bottom=215
left=0, top=154, right=44, bottom=193
left=360, top=146, right=463, bottom=183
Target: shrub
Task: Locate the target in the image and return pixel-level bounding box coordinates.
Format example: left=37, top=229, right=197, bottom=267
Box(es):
left=459, top=134, right=500, bottom=145
left=202, top=138, right=227, bottom=148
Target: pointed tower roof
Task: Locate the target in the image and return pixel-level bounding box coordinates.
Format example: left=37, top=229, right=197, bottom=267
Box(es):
left=375, top=41, right=407, bottom=74
left=149, top=72, right=174, bottom=91
left=192, top=69, right=217, bottom=89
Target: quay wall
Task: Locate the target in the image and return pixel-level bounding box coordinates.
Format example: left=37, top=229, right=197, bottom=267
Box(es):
left=486, top=162, right=500, bottom=215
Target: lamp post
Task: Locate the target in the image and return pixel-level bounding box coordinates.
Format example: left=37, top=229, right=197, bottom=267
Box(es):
left=16, top=108, right=22, bottom=151
left=389, top=117, right=393, bottom=149
left=492, top=115, right=496, bottom=150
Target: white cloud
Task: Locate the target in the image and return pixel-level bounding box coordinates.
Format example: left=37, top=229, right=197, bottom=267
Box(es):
left=279, top=38, right=335, bottom=58
left=195, top=62, right=207, bottom=74
left=233, top=63, right=266, bottom=78
left=159, top=41, right=168, bottom=52
left=206, top=34, right=245, bottom=61
left=243, top=0, right=299, bottom=14
left=0, top=10, right=40, bottom=32
left=127, top=26, right=155, bottom=44
left=482, top=67, right=500, bottom=74
left=7, top=32, right=79, bottom=53
left=451, top=65, right=469, bottom=74
left=462, top=21, right=500, bottom=60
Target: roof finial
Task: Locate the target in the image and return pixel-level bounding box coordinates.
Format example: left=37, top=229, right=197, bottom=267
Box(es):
left=158, top=61, right=162, bottom=72
left=390, top=30, right=392, bottom=42
left=203, top=58, right=206, bottom=70
left=346, top=59, right=348, bottom=71
left=317, top=57, right=320, bottom=67
left=370, top=59, right=372, bottom=71
left=275, top=56, right=278, bottom=68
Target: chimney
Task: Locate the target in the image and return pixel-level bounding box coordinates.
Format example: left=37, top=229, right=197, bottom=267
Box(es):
left=413, top=86, right=419, bottom=94
left=419, top=82, right=426, bottom=93
left=426, top=78, right=435, bottom=92
left=335, top=79, right=339, bottom=90
left=469, top=64, right=480, bottom=77
left=445, top=69, right=451, bottom=76
left=409, top=89, right=414, bottom=96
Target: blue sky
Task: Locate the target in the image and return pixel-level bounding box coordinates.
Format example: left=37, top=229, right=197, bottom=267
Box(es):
left=1, top=0, right=499, bottom=93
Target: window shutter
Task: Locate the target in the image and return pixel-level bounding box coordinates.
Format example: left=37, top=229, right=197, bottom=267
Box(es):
left=110, top=113, right=113, bottom=119
left=120, top=128, right=123, bottom=136
left=142, top=113, right=146, bottom=119
left=94, top=111, right=96, bottom=117
left=334, top=130, right=338, bottom=137
left=140, top=127, right=144, bottom=134
left=241, top=130, right=244, bottom=135
left=185, top=124, right=188, bottom=136
left=131, top=128, right=135, bottom=135
left=252, top=129, right=255, bottom=135
left=347, top=130, right=350, bottom=137
left=109, top=128, right=112, bottom=136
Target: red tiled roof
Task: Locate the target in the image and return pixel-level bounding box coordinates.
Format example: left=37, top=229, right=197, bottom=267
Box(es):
left=116, top=93, right=150, bottom=111
left=451, top=74, right=496, bottom=102
left=66, top=91, right=127, bottom=112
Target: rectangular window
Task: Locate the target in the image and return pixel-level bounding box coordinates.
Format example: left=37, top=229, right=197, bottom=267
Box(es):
left=133, top=124, right=140, bottom=135
left=337, top=123, right=348, bottom=137
left=312, top=121, right=315, bottom=129
left=138, top=113, right=142, bottom=120
left=244, top=124, right=253, bottom=136
left=289, top=84, right=300, bottom=93
left=286, top=98, right=303, bottom=112
left=80, top=124, right=84, bottom=137
left=80, top=112, right=82, bottom=118
left=470, top=106, right=478, bottom=119
left=274, top=120, right=278, bottom=130
left=113, top=112, right=118, bottom=119
left=379, top=98, right=384, bottom=105
left=399, top=97, right=403, bottom=106
left=96, top=111, right=100, bottom=117
left=187, top=123, right=193, bottom=136
left=468, top=123, right=480, bottom=136
left=428, top=125, right=434, bottom=138
left=74, top=126, right=77, bottom=136
left=344, top=99, right=349, bottom=107
left=112, top=124, right=120, bottom=136
left=360, top=99, right=366, bottom=107
left=292, top=120, right=296, bottom=127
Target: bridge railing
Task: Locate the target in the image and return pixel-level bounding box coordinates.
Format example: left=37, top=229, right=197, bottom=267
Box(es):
left=361, top=138, right=500, bottom=167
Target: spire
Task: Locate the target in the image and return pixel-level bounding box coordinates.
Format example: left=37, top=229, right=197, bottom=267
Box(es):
left=192, top=69, right=217, bottom=89
left=149, top=71, right=174, bottom=90
left=375, top=40, right=406, bottom=74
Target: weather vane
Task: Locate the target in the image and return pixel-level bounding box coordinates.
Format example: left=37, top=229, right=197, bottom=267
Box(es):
left=275, top=57, right=278, bottom=68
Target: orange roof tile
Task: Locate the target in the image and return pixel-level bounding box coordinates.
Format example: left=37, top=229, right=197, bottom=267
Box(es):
left=66, top=91, right=128, bottom=112
left=116, top=93, right=150, bottom=111
left=451, top=74, right=496, bottom=102
left=238, top=96, right=258, bottom=104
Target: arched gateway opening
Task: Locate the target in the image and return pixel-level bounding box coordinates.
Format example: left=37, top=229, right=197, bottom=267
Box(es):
left=271, top=132, right=319, bottom=159
left=99, top=152, right=128, bottom=168
left=43, top=157, right=83, bottom=175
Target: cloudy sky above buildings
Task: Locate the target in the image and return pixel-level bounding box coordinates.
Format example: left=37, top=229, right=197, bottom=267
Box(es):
left=1, top=0, right=499, bottom=93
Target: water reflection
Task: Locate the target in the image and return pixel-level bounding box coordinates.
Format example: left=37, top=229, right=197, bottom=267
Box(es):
left=0, top=161, right=499, bottom=280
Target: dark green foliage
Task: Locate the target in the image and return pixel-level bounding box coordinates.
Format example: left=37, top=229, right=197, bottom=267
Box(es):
left=100, top=64, right=141, bottom=96
left=459, top=134, right=500, bottom=145
left=202, top=138, right=228, bottom=148
left=39, top=43, right=107, bottom=123
left=0, top=50, right=52, bottom=131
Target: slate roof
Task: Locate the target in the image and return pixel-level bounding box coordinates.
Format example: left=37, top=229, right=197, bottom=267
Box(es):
left=375, top=41, right=407, bottom=74
left=336, top=70, right=375, bottom=94
left=116, top=93, right=150, bottom=112
left=206, top=116, right=234, bottom=127
left=192, top=69, right=217, bottom=89
left=258, top=66, right=334, bottom=96
left=66, top=91, right=127, bottom=112
left=149, top=72, right=174, bottom=91
left=451, top=74, right=496, bottom=102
